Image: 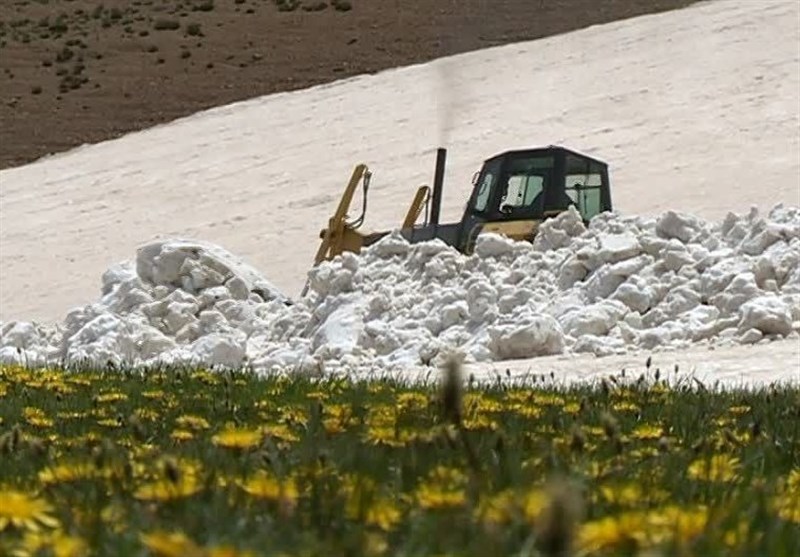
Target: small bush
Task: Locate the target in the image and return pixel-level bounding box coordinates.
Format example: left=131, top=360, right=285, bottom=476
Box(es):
left=275, top=0, right=299, bottom=12
left=31, top=85, right=42, bottom=95
left=55, top=46, right=74, bottom=63
left=186, top=22, right=202, bottom=36
left=302, top=1, right=327, bottom=11
left=153, top=19, right=180, bottom=31
left=194, top=0, right=214, bottom=12
left=332, top=0, right=351, bottom=11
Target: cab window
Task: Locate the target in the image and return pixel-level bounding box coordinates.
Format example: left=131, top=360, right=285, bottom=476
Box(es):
left=471, top=159, right=502, bottom=213
left=564, top=154, right=604, bottom=221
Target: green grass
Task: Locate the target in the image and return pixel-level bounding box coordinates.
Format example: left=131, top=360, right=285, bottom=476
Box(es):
left=0, top=363, right=797, bottom=556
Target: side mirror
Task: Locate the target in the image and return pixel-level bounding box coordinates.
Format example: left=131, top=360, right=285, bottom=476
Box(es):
left=471, top=171, right=479, bottom=185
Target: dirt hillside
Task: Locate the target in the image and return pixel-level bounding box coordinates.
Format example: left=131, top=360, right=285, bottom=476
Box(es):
left=0, top=0, right=697, bottom=170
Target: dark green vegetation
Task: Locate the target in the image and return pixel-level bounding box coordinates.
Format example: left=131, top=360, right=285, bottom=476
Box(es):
left=0, top=363, right=797, bottom=556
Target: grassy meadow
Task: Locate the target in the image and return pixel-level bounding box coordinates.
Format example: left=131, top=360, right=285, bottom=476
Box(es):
left=0, top=361, right=797, bottom=556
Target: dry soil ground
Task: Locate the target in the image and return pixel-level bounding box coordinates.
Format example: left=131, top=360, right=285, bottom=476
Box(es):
left=0, top=0, right=697, bottom=170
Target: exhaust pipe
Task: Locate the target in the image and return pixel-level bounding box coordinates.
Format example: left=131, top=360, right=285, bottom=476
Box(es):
left=430, top=147, right=446, bottom=228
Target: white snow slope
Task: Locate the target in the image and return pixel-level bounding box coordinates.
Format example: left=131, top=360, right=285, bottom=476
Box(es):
left=0, top=0, right=799, bottom=386
left=1, top=0, right=798, bottom=324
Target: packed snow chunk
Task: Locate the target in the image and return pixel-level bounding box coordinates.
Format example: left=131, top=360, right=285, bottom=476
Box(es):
left=611, top=280, right=651, bottom=313
left=101, top=261, right=138, bottom=295
left=1, top=321, right=47, bottom=349
left=311, top=299, right=367, bottom=357
left=488, top=316, right=565, bottom=359
left=560, top=300, right=628, bottom=337
left=136, top=239, right=287, bottom=303
left=738, top=328, right=764, bottom=345
left=597, top=232, right=641, bottom=263
left=656, top=210, right=703, bottom=243
left=364, top=230, right=412, bottom=259
left=532, top=206, right=586, bottom=251
left=738, top=296, right=793, bottom=336
left=474, top=233, right=517, bottom=258
left=573, top=334, right=626, bottom=357
left=557, top=256, right=589, bottom=289
left=189, top=333, right=246, bottom=368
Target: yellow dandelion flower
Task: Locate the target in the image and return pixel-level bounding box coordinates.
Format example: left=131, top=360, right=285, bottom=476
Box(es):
left=134, top=461, right=203, bottom=502
left=462, top=413, right=499, bottom=431
left=12, top=529, right=88, bottom=557
left=95, top=391, right=127, bottom=403
left=531, top=393, right=566, bottom=407
left=727, top=405, right=751, bottom=415
left=23, top=407, right=53, bottom=428
left=97, top=418, right=122, bottom=428
left=133, top=407, right=160, bottom=421
left=786, top=468, right=800, bottom=492
left=475, top=490, right=518, bottom=526
left=611, top=400, right=639, bottom=412
left=632, top=424, right=662, bottom=440
left=363, top=499, right=402, bottom=531
left=238, top=471, right=299, bottom=504
left=471, top=397, right=504, bottom=414
left=170, top=429, right=195, bottom=442
left=263, top=423, right=300, bottom=443
left=577, top=511, right=648, bottom=554
left=647, top=505, right=709, bottom=544
left=212, top=427, right=263, bottom=450
left=0, top=490, right=59, bottom=532
left=306, top=390, right=330, bottom=401
left=38, top=461, right=102, bottom=485
left=134, top=477, right=202, bottom=502
left=190, top=369, right=222, bottom=385
left=140, top=530, right=203, bottom=557
left=396, top=392, right=429, bottom=410
left=687, top=454, right=740, bottom=482
left=142, top=390, right=166, bottom=400
left=772, top=493, right=800, bottom=524
left=522, top=488, right=548, bottom=522
left=363, top=426, right=408, bottom=448
left=415, top=484, right=466, bottom=510
left=175, top=414, right=210, bottom=430
left=55, top=411, right=88, bottom=421
left=629, top=446, right=660, bottom=460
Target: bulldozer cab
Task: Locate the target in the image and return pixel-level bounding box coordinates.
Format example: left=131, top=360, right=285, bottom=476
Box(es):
left=464, top=146, right=611, bottom=225
left=310, top=145, right=612, bottom=271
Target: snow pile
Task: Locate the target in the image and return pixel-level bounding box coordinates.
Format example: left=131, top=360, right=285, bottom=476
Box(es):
left=2, top=205, right=799, bottom=373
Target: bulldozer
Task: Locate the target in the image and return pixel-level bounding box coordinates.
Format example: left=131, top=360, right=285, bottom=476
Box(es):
left=312, top=145, right=613, bottom=265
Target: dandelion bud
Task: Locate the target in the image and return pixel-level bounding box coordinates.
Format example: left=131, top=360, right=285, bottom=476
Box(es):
left=163, top=457, right=180, bottom=484
left=0, top=431, right=14, bottom=455
left=440, top=356, right=464, bottom=427
left=600, top=412, right=619, bottom=440
left=570, top=428, right=586, bottom=454
left=128, top=414, right=147, bottom=440
left=534, top=480, right=583, bottom=557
